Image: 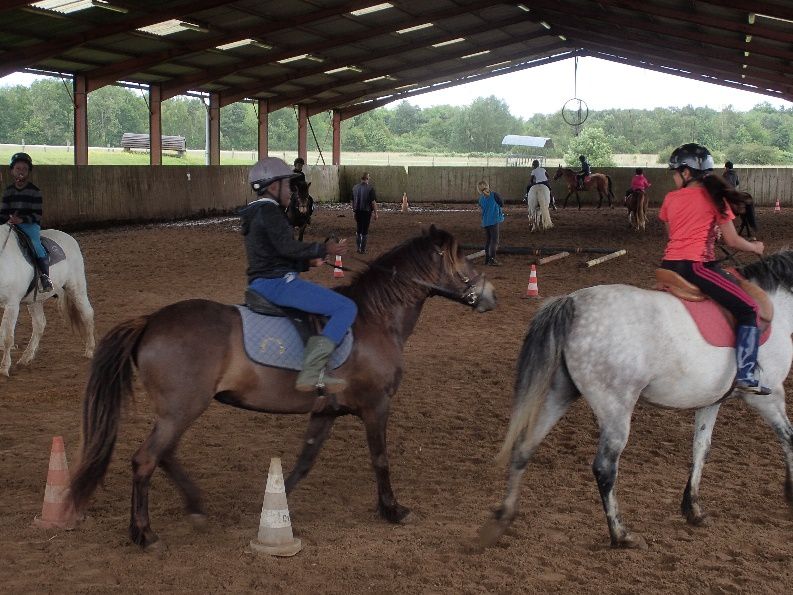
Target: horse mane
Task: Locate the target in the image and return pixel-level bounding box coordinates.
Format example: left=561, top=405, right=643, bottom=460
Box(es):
left=740, top=249, right=793, bottom=292
left=337, top=227, right=459, bottom=321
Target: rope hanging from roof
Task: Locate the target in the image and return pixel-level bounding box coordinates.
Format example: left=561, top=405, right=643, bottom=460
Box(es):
left=561, top=55, right=588, bottom=137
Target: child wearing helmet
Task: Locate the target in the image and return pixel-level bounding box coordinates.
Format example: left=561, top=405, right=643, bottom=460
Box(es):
left=1, top=153, right=53, bottom=291
left=240, top=157, right=355, bottom=394
left=659, top=143, right=769, bottom=395
left=527, top=159, right=556, bottom=210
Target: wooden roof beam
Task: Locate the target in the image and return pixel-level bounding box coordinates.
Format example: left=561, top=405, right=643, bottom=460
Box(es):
left=695, top=0, right=793, bottom=24
left=84, top=0, right=424, bottom=91
left=215, top=16, right=547, bottom=106
left=0, top=0, right=234, bottom=79
left=161, top=0, right=509, bottom=101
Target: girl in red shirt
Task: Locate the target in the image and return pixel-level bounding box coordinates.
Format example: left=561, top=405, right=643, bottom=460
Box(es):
left=659, top=143, right=768, bottom=394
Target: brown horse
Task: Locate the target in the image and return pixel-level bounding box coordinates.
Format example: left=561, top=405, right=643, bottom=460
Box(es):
left=287, top=179, right=314, bottom=241
left=624, top=188, right=648, bottom=231
left=69, top=225, right=496, bottom=549
left=553, top=166, right=615, bottom=209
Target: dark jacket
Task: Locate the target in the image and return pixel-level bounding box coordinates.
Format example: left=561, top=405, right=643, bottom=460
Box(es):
left=724, top=169, right=739, bottom=188
left=240, top=198, right=326, bottom=282
left=352, top=183, right=377, bottom=212
left=0, top=182, right=43, bottom=224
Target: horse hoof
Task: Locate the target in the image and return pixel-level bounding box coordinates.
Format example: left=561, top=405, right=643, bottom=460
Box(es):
left=614, top=532, right=648, bottom=550
left=188, top=513, right=209, bottom=531
left=685, top=513, right=709, bottom=527
left=477, top=517, right=509, bottom=549
left=380, top=504, right=413, bottom=524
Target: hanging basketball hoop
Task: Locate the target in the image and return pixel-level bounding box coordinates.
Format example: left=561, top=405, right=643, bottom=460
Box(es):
left=561, top=55, right=588, bottom=136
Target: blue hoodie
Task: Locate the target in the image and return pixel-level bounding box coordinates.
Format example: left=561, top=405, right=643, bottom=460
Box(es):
left=478, top=191, right=505, bottom=227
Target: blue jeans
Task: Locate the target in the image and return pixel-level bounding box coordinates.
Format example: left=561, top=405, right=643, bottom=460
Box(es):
left=250, top=274, right=357, bottom=345
left=16, top=223, right=46, bottom=258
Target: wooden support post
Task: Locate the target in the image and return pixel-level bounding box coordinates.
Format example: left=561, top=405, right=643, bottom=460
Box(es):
left=332, top=109, right=341, bottom=166
left=208, top=93, right=220, bottom=165
left=149, top=84, right=162, bottom=166
left=297, top=104, right=308, bottom=162
left=257, top=99, right=269, bottom=160
left=585, top=249, right=627, bottom=267
left=538, top=251, right=571, bottom=265
left=73, top=75, right=88, bottom=166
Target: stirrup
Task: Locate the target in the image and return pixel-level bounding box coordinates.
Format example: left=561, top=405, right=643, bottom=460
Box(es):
left=40, top=275, right=53, bottom=291
left=734, top=378, right=771, bottom=396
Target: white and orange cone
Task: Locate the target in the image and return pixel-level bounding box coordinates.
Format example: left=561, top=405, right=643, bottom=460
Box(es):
left=333, top=255, right=344, bottom=278
left=401, top=192, right=409, bottom=212
left=33, top=436, right=79, bottom=530
left=249, top=457, right=302, bottom=557
left=775, top=199, right=781, bottom=213
left=522, top=264, right=539, bottom=298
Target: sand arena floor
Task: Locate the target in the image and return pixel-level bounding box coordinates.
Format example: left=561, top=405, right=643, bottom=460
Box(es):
left=2, top=201, right=793, bottom=593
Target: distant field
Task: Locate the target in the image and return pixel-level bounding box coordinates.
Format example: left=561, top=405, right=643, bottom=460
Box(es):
left=0, top=144, right=671, bottom=168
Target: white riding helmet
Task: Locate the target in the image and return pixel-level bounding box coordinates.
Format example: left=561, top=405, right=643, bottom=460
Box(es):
left=249, top=157, right=298, bottom=193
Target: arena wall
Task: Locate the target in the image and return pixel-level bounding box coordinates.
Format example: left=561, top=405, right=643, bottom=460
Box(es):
left=0, top=165, right=789, bottom=228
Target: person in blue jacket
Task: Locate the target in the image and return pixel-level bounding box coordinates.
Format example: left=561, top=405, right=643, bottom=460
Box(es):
left=477, top=179, right=505, bottom=266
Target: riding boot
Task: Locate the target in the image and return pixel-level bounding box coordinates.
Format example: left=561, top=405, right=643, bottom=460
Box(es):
left=734, top=325, right=771, bottom=395
left=355, top=233, right=362, bottom=253
left=36, top=256, right=53, bottom=291
left=360, top=234, right=368, bottom=254
left=295, top=335, right=347, bottom=394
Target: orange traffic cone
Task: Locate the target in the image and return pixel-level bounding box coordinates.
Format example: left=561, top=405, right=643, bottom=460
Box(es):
left=522, top=265, right=539, bottom=298
left=333, top=255, right=344, bottom=278
left=775, top=199, right=781, bottom=213
left=33, top=436, right=79, bottom=529
left=401, top=192, right=409, bottom=212
left=249, top=457, right=302, bottom=557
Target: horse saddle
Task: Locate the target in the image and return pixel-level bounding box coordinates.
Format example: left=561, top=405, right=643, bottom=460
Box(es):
left=654, top=268, right=772, bottom=347
left=13, top=225, right=66, bottom=267
left=235, top=289, right=353, bottom=371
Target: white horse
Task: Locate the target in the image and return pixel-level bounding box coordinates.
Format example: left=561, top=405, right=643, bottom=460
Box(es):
left=480, top=250, right=793, bottom=549
left=0, top=224, right=95, bottom=376
left=526, top=184, right=553, bottom=232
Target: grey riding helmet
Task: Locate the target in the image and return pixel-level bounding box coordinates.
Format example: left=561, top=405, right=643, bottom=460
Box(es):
left=668, top=143, right=714, bottom=174
left=249, top=157, right=298, bottom=194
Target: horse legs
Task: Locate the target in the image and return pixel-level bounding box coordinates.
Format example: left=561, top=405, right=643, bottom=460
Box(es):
left=681, top=403, right=721, bottom=526
left=284, top=412, right=340, bottom=494
left=742, top=390, right=793, bottom=510
left=17, top=301, right=45, bottom=366
left=297, top=226, right=305, bottom=242
left=0, top=303, right=20, bottom=376
left=159, top=448, right=206, bottom=528
left=359, top=405, right=411, bottom=523
left=479, top=374, right=578, bottom=547
left=591, top=410, right=646, bottom=548
left=562, top=191, right=573, bottom=209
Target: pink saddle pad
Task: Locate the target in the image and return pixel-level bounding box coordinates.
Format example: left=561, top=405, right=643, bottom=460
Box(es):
left=680, top=299, right=771, bottom=347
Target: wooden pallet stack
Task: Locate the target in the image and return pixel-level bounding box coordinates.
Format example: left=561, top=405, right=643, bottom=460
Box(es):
left=121, top=133, right=186, bottom=156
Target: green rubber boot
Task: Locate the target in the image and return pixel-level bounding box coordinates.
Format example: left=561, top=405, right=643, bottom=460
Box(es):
left=295, top=335, right=347, bottom=394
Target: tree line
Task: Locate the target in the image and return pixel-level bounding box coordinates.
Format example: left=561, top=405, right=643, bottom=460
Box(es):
left=1, top=79, right=792, bottom=165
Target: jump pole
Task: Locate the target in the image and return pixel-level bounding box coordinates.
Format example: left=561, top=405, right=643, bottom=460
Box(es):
left=584, top=249, right=627, bottom=267
left=538, top=251, right=571, bottom=265
left=460, top=244, right=621, bottom=255
left=465, top=249, right=486, bottom=261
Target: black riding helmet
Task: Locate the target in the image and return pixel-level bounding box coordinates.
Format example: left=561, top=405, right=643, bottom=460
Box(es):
left=579, top=155, right=586, bottom=162
left=10, top=152, right=33, bottom=170
left=668, top=143, right=714, bottom=174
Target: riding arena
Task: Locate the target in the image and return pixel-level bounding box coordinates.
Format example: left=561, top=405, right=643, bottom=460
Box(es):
left=3, top=177, right=793, bottom=592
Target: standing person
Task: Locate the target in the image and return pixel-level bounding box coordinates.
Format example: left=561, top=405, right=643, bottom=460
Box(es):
left=351, top=172, right=378, bottom=254
left=527, top=159, right=556, bottom=210
left=241, top=157, right=355, bottom=394
left=576, top=154, right=591, bottom=191
left=0, top=152, right=52, bottom=291
left=724, top=160, right=757, bottom=239
left=659, top=143, right=768, bottom=395
left=625, top=167, right=651, bottom=199
left=292, top=157, right=307, bottom=185
left=477, top=180, right=505, bottom=266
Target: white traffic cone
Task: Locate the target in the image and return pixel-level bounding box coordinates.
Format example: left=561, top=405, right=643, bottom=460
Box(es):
left=249, top=457, right=302, bottom=557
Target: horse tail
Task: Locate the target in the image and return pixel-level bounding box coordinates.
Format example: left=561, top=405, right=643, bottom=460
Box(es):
left=607, top=175, right=615, bottom=198
left=497, top=296, right=576, bottom=464
left=70, top=316, right=149, bottom=512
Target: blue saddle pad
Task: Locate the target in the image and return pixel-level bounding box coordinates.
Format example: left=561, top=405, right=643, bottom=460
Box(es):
left=235, top=305, right=353, bottom=370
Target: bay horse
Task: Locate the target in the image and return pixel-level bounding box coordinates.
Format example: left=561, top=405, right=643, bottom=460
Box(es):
left=70, top=225, right=496, bottom=549
left=0, top=223, right=95, bottom=376
left=287, top=179, right=314, bottom=241
left=553, top=166, right=615, bottom=209
left=479, top=250, right=793, bottom=549
left=625, top=188, right=648, bottom=231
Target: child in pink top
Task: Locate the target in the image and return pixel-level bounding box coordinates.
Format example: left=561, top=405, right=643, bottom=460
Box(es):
left=659, top=143, right=768, bottom=394
left=630, top=168, right=651, bottom=192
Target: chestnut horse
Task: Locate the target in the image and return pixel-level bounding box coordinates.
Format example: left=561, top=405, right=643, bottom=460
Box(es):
left=553, top=166, right=615, bottom=209
left=625, top=188, right=648, bottom=231
left=70, top=226, right=496, bottom=549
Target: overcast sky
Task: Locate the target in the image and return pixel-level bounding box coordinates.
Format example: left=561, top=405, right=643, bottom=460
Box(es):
left=3, top=56, right=791, bottom=118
